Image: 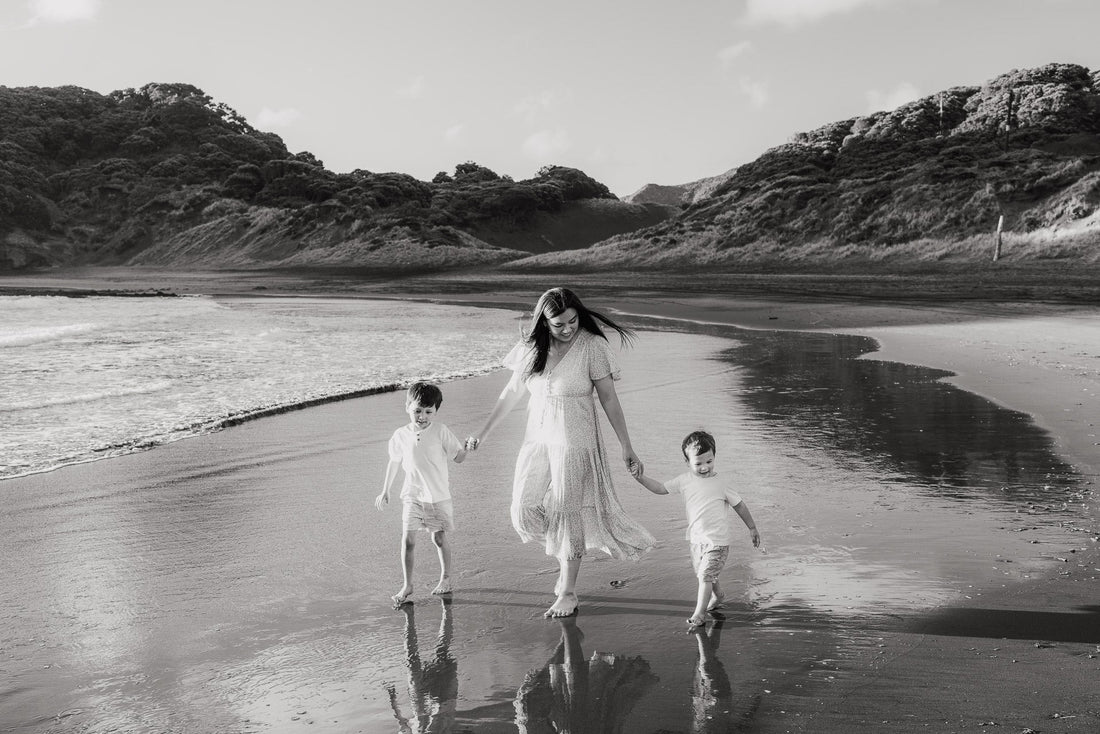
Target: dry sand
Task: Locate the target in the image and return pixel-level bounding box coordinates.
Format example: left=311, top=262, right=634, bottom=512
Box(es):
left=1, top=269, right=1099, bottom=732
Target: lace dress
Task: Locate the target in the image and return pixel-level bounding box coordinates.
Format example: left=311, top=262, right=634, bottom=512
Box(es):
left=503, top=330, right=656, bottom=561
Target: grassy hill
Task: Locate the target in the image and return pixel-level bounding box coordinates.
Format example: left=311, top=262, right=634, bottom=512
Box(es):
left=517, top=63, right=1100, bottom=271
left=623, top=167, right=739, bottom=207
left=0, top=84, right=670, bottom=272
left=5, top=63, right=1100, bottom=276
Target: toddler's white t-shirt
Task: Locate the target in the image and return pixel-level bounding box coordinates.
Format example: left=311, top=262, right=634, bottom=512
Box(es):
left=665, top=471, right=744, bottom=547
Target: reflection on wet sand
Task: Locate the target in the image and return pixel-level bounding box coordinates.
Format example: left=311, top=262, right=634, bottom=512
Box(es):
left=385, top=598, right=458, bottom=733
left=724, top=329, right=1080, bottom=501
left=514, top=616, right=657, bottom=734
left=690, top=612, right=761, bottom=734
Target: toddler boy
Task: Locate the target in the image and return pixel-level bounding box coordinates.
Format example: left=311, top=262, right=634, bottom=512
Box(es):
left=633, top=430, right=762, bottom=627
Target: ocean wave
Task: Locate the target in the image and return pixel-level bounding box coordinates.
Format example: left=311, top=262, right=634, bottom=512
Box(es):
left=0, top=363, right=507, bottom=481
left=0, top=295, right=520, bottom=482
left=0, top=322, right=103, bottom=348
left=0, top=380, right=175, bottom=413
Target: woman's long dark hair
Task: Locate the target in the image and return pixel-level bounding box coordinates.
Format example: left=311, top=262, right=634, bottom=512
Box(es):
left=524, top=287, right=635, bottom=376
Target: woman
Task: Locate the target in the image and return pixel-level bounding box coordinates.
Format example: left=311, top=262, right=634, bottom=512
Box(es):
left=467, top=287, right=655, bottom=618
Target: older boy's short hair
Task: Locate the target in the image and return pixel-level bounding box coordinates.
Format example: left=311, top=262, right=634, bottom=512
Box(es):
left=681, top=430, right=716, bottom=458
left=406, top=381, right=443, bottom=409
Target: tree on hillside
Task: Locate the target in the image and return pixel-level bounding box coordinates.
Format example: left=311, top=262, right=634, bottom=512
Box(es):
left=454, top=161, right=500, bottom=183
left=535, top=165, right=614, bottom=200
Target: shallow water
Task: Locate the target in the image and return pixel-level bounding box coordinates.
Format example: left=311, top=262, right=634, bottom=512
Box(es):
left=0, top=311, right=1089, bottom=733
left=0, top=295, right=519, bottom=479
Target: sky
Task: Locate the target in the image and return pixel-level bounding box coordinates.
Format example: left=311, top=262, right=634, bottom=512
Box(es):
left=1, top=0, right=1098, bottom=197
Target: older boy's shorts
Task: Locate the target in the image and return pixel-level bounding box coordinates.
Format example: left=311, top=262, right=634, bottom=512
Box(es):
left=690, top=543, right=729, bottom=582
left=402, top=498, right=454, bottom=533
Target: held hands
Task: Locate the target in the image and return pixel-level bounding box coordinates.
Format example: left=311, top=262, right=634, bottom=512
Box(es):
left=624, top=449, right=643, bottom=478
left=465, top=436, right=480, bottom=452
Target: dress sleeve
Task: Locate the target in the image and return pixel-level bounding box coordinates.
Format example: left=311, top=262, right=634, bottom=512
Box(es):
left=502, top=340, right=531, bottom=374
left=587, top=334, right=621, bottom=382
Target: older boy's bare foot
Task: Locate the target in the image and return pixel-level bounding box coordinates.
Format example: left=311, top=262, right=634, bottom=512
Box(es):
left=391, top=585, right=413, bottom=607
left=686, top=613, right=706, bottom=628
left=431, top=578, right=453, bottom=595
left=706, top=593, right=725, bottom=612
left=545, top=592, right=578, bottom=618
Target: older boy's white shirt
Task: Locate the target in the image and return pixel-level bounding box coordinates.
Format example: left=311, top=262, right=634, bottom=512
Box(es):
left=388, top=422, right=464, bottom=503
left=666, top=471, right=744, bottom=546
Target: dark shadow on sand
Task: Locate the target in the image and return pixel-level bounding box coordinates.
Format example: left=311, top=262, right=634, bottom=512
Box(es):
left=908, top=604, right=1100, bottom=644
left=453, top=587, right=771, bottom=624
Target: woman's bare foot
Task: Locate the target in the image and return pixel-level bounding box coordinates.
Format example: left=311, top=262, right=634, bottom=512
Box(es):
left=545, top=592, right=579, bottom=618
left=706, top=593, right=725, bottom=611
left=432, top=577, right=453, bottom=595
left=686, top=613, right=706, bottom=628
left=391, top=585, right=413, bottom=607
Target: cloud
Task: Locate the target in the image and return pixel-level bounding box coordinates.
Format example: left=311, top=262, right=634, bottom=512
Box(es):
left=717, top=41, right=753, bottom=68
left=444, top=124, right=464, bottom=142
left=522, top=129, right=571, bottom=163
left=514, top=90, right=560, bottom=124
left=256, top=107, right=302, bottom=128
left=867, top=82, right=921, bottom=112
left=397, top=76, right=426, bottom=100
left=743, top=0, right=889, bottom=26
left=25, top=0, right=100, bottom=25
left=739, top=77, right=770, bottom=109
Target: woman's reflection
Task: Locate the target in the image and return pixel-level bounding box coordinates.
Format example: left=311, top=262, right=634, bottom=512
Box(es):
left=384, top=598, right=458, bottom=733
left=514, top=616, right=657, bottom=734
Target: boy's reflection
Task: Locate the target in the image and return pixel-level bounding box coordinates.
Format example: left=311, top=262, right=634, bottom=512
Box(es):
left=690, top=612, right=733, bottom=734
left=514, top=616, right=657, bottom=734
left=691, top=612, right=764, bottom=732
left=385, top=598, right=458, bottom=733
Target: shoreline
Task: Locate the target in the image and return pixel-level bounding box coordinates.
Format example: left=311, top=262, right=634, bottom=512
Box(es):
left=3, top=269, right=1100, bottom=731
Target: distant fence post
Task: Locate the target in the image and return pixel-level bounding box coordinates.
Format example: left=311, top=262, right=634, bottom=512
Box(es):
left=993, top=215, right=1004, bottom=261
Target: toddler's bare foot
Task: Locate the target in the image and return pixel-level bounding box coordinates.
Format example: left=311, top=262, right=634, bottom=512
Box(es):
left=432, top=578, right=453, bottom=595
left=706, top=593, right=725, bottom=612
left=391, top=585, right=413, bottom=607
left=686, top=613, right=706, bottom=628
left=545, top=592, right=579, bottom=618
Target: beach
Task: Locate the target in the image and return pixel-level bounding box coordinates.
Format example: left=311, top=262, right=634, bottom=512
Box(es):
left=1, top=271, right=1098, bottom=733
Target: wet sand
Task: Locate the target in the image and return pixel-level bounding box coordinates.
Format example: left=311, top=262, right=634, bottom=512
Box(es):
left=1, top=271, right=1099, bottom=732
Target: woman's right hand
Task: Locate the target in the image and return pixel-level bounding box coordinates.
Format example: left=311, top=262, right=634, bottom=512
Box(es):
left=465, top=436, right=480, bottom=451
left=624, top=449, right=643, bottom=478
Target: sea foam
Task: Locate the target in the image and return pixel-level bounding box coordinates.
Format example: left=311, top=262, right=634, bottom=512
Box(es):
left=0, top=295, right=520, bottom=480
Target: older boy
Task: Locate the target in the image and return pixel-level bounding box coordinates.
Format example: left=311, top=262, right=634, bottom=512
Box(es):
left=376, top=382, right=466, bottom=606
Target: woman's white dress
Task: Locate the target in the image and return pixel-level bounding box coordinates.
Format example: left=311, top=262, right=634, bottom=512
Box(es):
left=504, top=330, right=656, bottom=561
